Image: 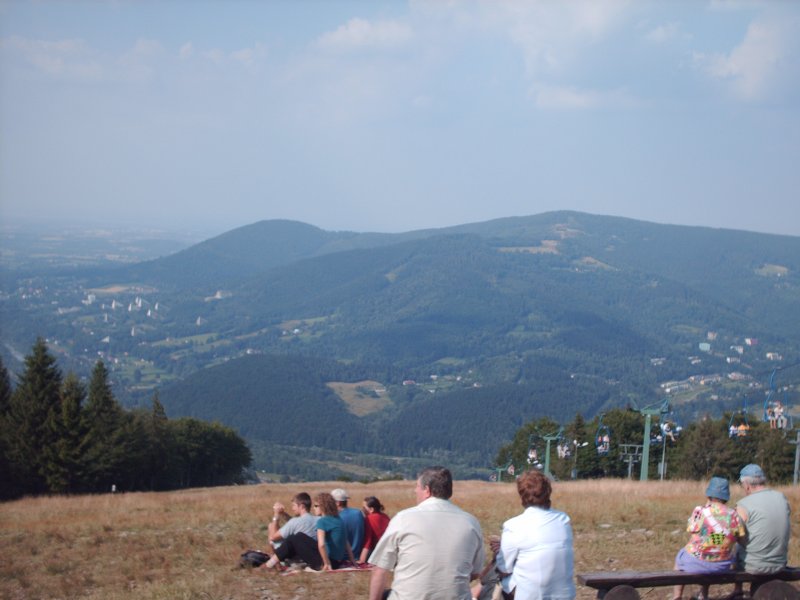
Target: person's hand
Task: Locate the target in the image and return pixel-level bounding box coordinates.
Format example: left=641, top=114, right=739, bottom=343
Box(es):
left=323, top=563, right=333, bottom=572
left=489, top=534, right=501, bottom=554
left=273, top=502, right=285, bottom=516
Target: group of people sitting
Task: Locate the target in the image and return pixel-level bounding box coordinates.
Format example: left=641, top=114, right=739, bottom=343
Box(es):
left=672, top=463, right=791, bottom=600
left=246, top=463, right=791, bottom=600
left=767, top=401, right=788, bottom=429
left=259, top=487, right=391, bottom=572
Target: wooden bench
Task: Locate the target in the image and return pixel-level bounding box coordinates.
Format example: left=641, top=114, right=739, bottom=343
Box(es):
left=577, top=568, right=800, bottom=600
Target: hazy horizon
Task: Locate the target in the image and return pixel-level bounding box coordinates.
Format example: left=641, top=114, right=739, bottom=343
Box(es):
left=2, top=1, right=800, bottom=237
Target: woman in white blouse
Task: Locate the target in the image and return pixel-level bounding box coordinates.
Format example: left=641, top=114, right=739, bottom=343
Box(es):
left=493, top=470, right=576, bottom=600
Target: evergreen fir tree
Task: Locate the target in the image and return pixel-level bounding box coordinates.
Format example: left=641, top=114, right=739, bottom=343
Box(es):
left=42, top=374, right=87, bottom=493
left=0, top=355, right=11, bottom=415
left=146, top=391, right=173, bottom=490
left=81, top=360, right=124, bottom=491
left=566, top=412, right=591, bottom=479
left=5, top=338, right=63, bottom=495
left=0, top=356, right=15, bottom=499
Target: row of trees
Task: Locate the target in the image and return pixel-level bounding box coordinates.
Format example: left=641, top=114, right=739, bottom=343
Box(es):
left=0, top=338, right=251, bottom=500
left=496, top=408, right=796, bottom=484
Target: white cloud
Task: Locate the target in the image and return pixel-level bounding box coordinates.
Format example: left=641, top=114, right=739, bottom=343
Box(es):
left=644, top=22, right=679, bottom=44
left=230, top=43, right=266, bottom=67
left=1, top=35, right=103, bottom=80
left=118, top=38, right=164, bottom=83
left=316, top=18, right=414, bottom=52
left=534, top=84, right=637, bottom=109
left=179, top=42, right=194, bottom=60
left=694, top=18, right=793, bottom=101
left=202, top=48, right=224, bottom=65
left=565, top=0, right=632, bottom=37
left=455, top=1, right=632, bottom=81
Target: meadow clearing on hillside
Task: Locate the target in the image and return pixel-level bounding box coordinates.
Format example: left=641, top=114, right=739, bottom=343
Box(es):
left=1, top=479, right=798, bottom=600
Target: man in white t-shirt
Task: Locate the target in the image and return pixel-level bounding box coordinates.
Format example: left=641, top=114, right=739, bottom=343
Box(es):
left=368, top=466, right=485, bottom=600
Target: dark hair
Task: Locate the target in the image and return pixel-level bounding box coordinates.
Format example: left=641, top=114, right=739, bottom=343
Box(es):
left=315, top=492, right=339, bottom=517
left=293, top=492, right=312, bottom=512
left=517, top=469, right=551, bottom=509
left=364, top=496, right=384, bottom=513
left=418, top=466, right=453, bottom=500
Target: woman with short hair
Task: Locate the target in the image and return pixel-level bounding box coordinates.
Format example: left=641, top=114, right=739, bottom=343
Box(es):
left=493, top=470, right=575, bottom=600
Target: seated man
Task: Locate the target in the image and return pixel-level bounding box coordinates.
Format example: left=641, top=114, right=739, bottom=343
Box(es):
left=263, top=492, right=318, bottom=569
left=368, top=466, right=485, bottom=600
left=733, top=464, right=791, bottom=595
left=332, top=487, right=365, bottom=558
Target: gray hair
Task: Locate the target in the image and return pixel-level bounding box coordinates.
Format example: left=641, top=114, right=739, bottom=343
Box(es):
left=741, top=474, right=767, bottom=487
left=418, top=466, right=453, bottom=500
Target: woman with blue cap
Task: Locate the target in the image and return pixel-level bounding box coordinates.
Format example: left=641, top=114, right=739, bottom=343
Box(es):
left=672, top=476, right=745, bottom=600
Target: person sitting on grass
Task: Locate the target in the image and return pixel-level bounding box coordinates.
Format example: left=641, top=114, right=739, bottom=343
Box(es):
left=331, top=487, right=366, bottom=558
left=262, top=491, right=355, bottom=572
left=267, top=492, right=318, bottom=551
left=315, top=491, right=357, bottom=571
left=672, top=476, right=744, bottom=600
left=360, top=495, right=391, bottom=563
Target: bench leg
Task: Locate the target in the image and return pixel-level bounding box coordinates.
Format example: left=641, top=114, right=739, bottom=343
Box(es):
left=751, top=580, right=799, bottom=600
left=602, top=585, right=641, bottom=600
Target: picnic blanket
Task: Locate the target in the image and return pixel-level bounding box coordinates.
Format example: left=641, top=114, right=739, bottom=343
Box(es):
left=282, top=563, right=373, bottom=576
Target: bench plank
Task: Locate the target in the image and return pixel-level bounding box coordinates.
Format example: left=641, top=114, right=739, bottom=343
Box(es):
left=578, top=568, right=800, bottom=590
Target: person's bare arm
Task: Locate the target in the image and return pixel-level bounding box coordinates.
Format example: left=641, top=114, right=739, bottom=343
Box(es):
left=268, top=502, right=287, bottom=542
left=317, top=529, right=332, bottom=571
left=369, top=566, right=391, bottom=600
left=345, top=540, right=357, bottom=565
left=737, top=505, right=749, bottom=523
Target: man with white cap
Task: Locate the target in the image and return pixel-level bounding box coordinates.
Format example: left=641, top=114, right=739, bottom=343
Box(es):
left=331, top=487, right=365, bottom=558
left=732, top=463, right=791, bottom=596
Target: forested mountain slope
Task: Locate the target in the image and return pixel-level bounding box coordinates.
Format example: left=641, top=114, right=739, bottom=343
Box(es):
left=3, top=211, right=798, bottom=475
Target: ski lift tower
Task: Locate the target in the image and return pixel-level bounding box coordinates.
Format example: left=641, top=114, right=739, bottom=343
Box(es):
left=633, top=399, right=670, bottom=481
left=541, top=427, right=564, bottom=477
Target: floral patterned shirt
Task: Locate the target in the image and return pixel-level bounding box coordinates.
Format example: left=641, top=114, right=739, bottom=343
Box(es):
left=684, top=501, right=744, bottom=562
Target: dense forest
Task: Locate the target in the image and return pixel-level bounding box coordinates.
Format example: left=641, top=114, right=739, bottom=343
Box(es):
left=0, top=339, right=251, bottom=500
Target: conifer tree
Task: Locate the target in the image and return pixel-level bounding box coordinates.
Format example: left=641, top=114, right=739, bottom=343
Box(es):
left=146, top=391, right=173, bottom=490
left=42, top=374, right=87, bottom=493
left=0, top=355, right=11, bottom=415
left=81, top=360, right=124, bottom=491
left=565, top=412, right=591, bottom=479
left=0, top=356, right=14, bottom=499
left=5, top=338, right=63, bottom=494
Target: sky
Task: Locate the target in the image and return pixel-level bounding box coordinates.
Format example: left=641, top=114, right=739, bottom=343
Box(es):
left=1, top=0, right=799, bottom=238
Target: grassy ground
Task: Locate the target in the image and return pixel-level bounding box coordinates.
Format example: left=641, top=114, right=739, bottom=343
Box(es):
left=1, top=479, right=798, bottom=600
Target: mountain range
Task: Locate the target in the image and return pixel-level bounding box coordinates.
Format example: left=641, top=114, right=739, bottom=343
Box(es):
left=2, top=211, right=798, bottom=477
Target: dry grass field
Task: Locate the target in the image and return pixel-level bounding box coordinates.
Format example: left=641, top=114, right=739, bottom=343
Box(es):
left=1, top=479, right=798, bottom=600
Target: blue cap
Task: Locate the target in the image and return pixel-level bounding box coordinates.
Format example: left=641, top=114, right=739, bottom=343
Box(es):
left=705, top=476, right=730, bottom=501
left=739, top=464, right=765, bottom=481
